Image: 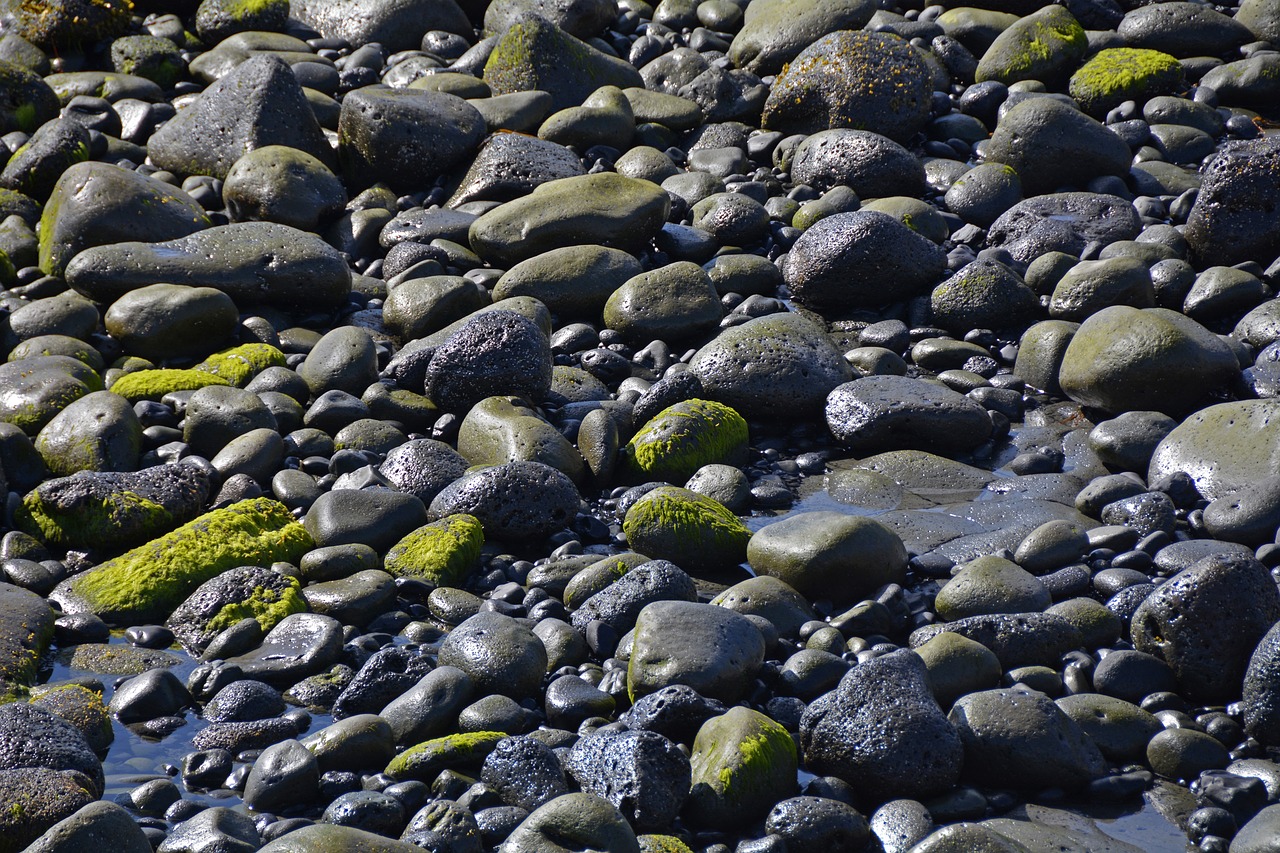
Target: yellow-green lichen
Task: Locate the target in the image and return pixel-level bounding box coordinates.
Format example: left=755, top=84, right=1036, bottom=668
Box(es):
left=108, top=368, right=231, bottom=403
left=385, top=731, right=507, bottom=781
left=622, top=486, right=751, bottom=572
left=53, top=497, right=313, bottom=626
left=687, top=706, right=797, bottom=827
left=383, top=514, right=484, bottom=586
left=1069, top=48, right=1184, bottom=116
left=638, top=836, right=696, bottom=853
left=204, top=577, right=307, bottom=635
left=975, top=6, right=1086, bottom=85
left=193, top=343, right=286, bottom=387
left=622, top=399, right=749, bottom=484
left=16, top=490, right=168, bottom=549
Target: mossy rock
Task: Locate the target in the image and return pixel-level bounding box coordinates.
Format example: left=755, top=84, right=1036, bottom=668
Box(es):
left=383, top=514, right=484, bottom=587
left=622, top=486, right=751, bottom=574
left=65, top=643, right=180, bottom=675
left=1069, top=48, right=1184, bottom=117
left=30, top=683, right=113, bottom=754
left=620, top=399, right=748, bottom=484
left=108, top=368, right=232, bottom=403
left=15, top=463, right=211, bottom=551
left=109, top=35, right=185, bottom=88
left=975, top=4, right=1087, bottom=87
left=166, top=564, right=307, bottom=654
left=685, top=706, right=798, bottom=829
left=194, top=343, right=287, bottom=386
left=384, top=730, right=507, bottom=782
left=49, top=497, right=313, bottom=626
left=0, top=583, right=53, bottom=686
left=196, top=0, right=290, bottom=44
left=0, top=59, right=59, bottom=135
left=638, top=836, right=696, bottom=853
left=0, top=0, right=133, bottom=50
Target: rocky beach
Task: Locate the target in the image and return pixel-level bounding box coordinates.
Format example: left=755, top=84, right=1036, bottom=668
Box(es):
left=5, top=0, right=1280, bottom=850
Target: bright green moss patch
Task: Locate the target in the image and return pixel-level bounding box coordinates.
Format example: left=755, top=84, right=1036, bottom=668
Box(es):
left=975, top=5, right=1087, bottom=86
left=638, top=836, right=696, bottom=853
left=385, top=731, right=507, bottom=781
left=49, top=497, right=313, bottom=626
left=194, top=343, right=286, bottom=386
left=383, top=514, right=484, bottom=586
left=622, top=486, right=751, bottom=573
left=621, top=399, right=748, bottom=484
left=108, top=368, right=231, bottom=403
left=205, top=577, right=306, bottom=635
left=1070, top=47, right=1185, bottom=117
left=686, top=706, right=798, bottom=828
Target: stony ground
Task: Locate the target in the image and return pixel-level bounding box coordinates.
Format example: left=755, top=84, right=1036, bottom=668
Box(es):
left=6, top=0, right=1280, bottom=850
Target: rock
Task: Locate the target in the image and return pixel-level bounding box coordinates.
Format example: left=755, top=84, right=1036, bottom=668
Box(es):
left=222, top=145, right=345, bottom=232
left=909, top=612, right=1084, bottom=669
left=1069, top=48, right=1183, bottom=118
left=976, top=5, right=1086, bottom=86
left=950, top=686, right=1106, bottom=790
left=481, top=734, right=569, bottom=812
left=469, top=173, right=669, bottom=268
left=1131, top=554, right=1280, bottom=703
left=301, top=568, right=396, bottom=627
left=914, top=630, right=1003, bottom=709
left=23, top=801, right=150, bottom=853
left=603, top=261, right=722, bottom=345
left=1149, top=400, right=1280, bottom=500
left=1055, top=693, right=1161, bottom=762
left=729, top=0, right=875, bottom=75
left=384, top=514, right=484, bottom=586
left=570, top=559, right=697, bottom=635
left=935, top=555, right=1050, bottom=621
left=628, top=600, right=765, bottom=703
left=242, top=738, right=319, bottom=813
left=15, top=463, right=210, bottom=551
left=0, top=118, right=90, bottom=202
left=483, top=15, right=644, bottom=113
left=429, top=461, right=580, bottom=541
left=931, top=259, right=1041, bottom=334
left=620, top=399, right=747, bottom=484
left=500, top=793, right=640, bottom=853
left=304, top=488, right=427, bottom=553
left=224, top=612, right=344, bottom=686
left=761, top=30, right=931, bottom=143
left=765, top=796, right=870, bottom=851
left=988, top=192, right=1141, bottom=264
left=985, top=99, right=1130, bottom=196
left=1147, top=727, right=1229, bottom=781
left=148, top=54, right=332, bottom=179
left=380, top=666, right=473, bottom=746
left=1049, top=256, right=1155, bottom=322
left=783, top=211, right=947, bottom=312
left=746, top=511, right=906, bottom=605
left=65, top=221, right=351, bottom=310
left=825, top=376, right=994, bottom=454
left=1185, top=137, right=1280, bottom=268
left=103, top=284, right=239, bottom=362
left=425, top=310, right=552, bottom=414
left=439, top=612, right=548, bottom=699
left=688, top=312, right=851, bottom=420
left=38, top=161, right=209, bottom=277
left=181, top=385, right=275, bottom=459
left=291, top=0, right=469, bottom=52
left=622, top=486, right=750, bottom=573
left=0, top=356, right=101, bottom=436
left=567, top=729, right=691, bottom=831
left=710, top=575, right=816, bottom=638
left=484, top=0, right=617, bottom=39
left=159, top=807, right=260, bottom=853
left=1118, top=1, right=1252, bottom=57
left=50, top=498, right=311, bottom=626
left=789, top=129, right=925, bottom=199
left=492, top=244, right=639, bottom=319
left=108, top=667, right=190, bottom=724
left=0, top=58, right=58, bottom=135
left=0, top=702, right=102, bottom=797
left=35, top=390, right=140, bottom=477
left=0, top=766, right=94, bottom=852
left=385, top=730, right=506, bottom=782
left=1058, top=307, right=1238, bottom=416
left=261, top=824, right=424, bottom=852
left=801, top=649, right=962, bottom=801
left=379, top=439, right=468, bottom=505
left=685, top=706, right=797, bottom=828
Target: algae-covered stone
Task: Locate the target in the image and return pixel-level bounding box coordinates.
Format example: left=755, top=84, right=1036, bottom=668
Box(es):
left=0, top=0, right=131, bottom=50
left=29, top=683, right=112, bottom=754
left=621, top=399, right=747, bottom=485
left=383, top=514, right=484, bottom=586
left=103, top=285, right=239, bottom=363
left=728, top=0, right=876, bottom=76
left=685, top=706, right=797, bottom=829
left=930, top=259, right=1042, bottom=334
left=1058, top=306, right=1238, bottom=416
left=15, top=463, right=210, bottom=551
left=492, top=244, right=642, bottom=319
left=1069, top=48, right=1184, bottom=117
left=194, top=343, right=287, bottom=387
left=747, top=511, right=906, bottom=605
left=196, top=0, right=290, bottom=43
left=1055, top=693, right=1161, bottom=762
left=49, top=497, right=312, bottom=626
left=628, top=600, right=765, bottom=703
left=761, top=30, right=932, bottom=144
left=934, top=555, right=1051, bottom=622
left=975, top=5, right=1087, bottom=86
left=65, top=221, right=352, bottom=310
left=985, top=99, right=1132, bottom=197
left=35, top=391, right=141, bottom=477
left=0, top=582, right=53, bottom=685
left=108, top=369, right=231, bottom=403
left=0, top=59, right=58, bottom=135
left=483, top=15, right=644, bottom=113
left=0, top=766, right=95, bottom=853
left=166, top=565, right=308, bottom=655
left=109, top=35, right=184, bottom=88
left=457, top=395, right=584, bottom=483
left=1149, top=400, right=1280, bottom=500
left=603, top=261, right=722, bottom=345
left=385, top=730, right=506, bottom=782
left=622, top=486, right=751, bottom=573
left=468, top=172, right=669, bottom=268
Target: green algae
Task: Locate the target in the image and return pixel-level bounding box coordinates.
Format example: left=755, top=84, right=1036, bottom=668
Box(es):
left=622, top=486, right=751, bottom=572
left=50, top=497, right=313, bottom=626
left=385, top=731, right=507, bottom=781
left=108, top=368, right=231, bottom=403
left=204, top=577, right=307, bottom=635
left=1069, top=47, right=1184, bottom=117
left=621, top=399, right=748, bottom=484
left=194, top=343, right=286, bottom=386
left=383, top=514, right=484, bottom=587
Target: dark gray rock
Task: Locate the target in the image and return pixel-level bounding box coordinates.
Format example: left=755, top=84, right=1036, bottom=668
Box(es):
left=499, top=793, right=640, bottom=853
left=425, top=310, right=551, bottom=414
left=224, top=612, right=344, bottom=686
left=333, top=646, right=434, bottom=720
left=1185, top=137, right=1280, bottom=268
left=987, top=192, right=1141, bottom=264
left=0, top=702, right=103, bottom=797
left=0, top=118, right=89, bottom=202
left=484, top=0, right=617, bottom=39
left=222, top=145, right=346, bottom=232
left=288, top=0, right=471, bottom=54
left=242, top=738, right=319, bottom=813
left=481, top=735, right=569, bottom=812
left=800, top=649, right=962, bottom=801
left=825, top=376, right=993, bottom=454
left=783, top=211, right=947, bottom=311
left=147, top=54, right=332, bottom=179
left=0, top=766, right=94, bottom=852
left=622, top=684, right=727, bottom=745
left=628, top=600, right=765, bottom=703
left=23, top=801, right=150, bottom=853
left=1118, top=2, right=1251, bottom=57
left=931, top=259, right=1041, bottom=334
left=439, top=612, right=548, bottom=699
left=381, top=666, right=474, bottom=747
left=566, top=729, right=691, bottom=832
left=166, top=565, right=299, bottom=655
left=789, top=129, right=925, bottom=198
left=447, top=132, right=585, bottom=209
left=159, top=806, right=260, bottom=853
left=949, top=686, right=1107, bottom=790
left=378, top=439, right=468, bottom=505
left=765, top=796, right=871, bottom=852
left=204, top=679, right=285, bottom=723
left=108, top=668, right=191, bottom=724
left=429, top=461, right=580, bottom=541
left=569, top=559, right=696, bottom=635
left=1132, top=554, right=1280, bottom=703
left=304, top=488, right=426, bottom=553
left=35, top=390, right=141, bottom=477
left=908, top=612, right=1084, bottom=669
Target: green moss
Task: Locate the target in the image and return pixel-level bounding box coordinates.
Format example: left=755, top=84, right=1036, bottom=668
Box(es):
left=622, top=486, right=751, bottom=572
left=204, top=577, right=306, bottom=635
left=622, top=399, right=749, bottom=484
left=383, top=514, right=484, bottom=586
left=194, top=343, right=286, bottom=387
left=227, top=0, right=285, bottom=19
left=108, top=368, right=231, bottom=403
left=0, top=681, right=30, bottom=705
left=638, top=836, right=696, bottom=853
left=16, top=489, right=169, bottom=549
left=1069, top=48, right=1184, bottom=116
left=975, top=6, right=1086, bottom=85
left=54, top=497, right=313, bottom=626
left=688, top=706, right=797, bottom=827
left=385, top=731, right=507, bottom=781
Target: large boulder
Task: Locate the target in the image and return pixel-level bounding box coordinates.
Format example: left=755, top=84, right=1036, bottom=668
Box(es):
left=1185, top=136, right=1280, bottom=268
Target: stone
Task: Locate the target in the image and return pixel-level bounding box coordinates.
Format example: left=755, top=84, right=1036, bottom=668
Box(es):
left=439, top=612, right=548, bottom=699
left=685, top=706, right=797, bottom=828
left=1185, top=137, right=1280, bottom=268
left=1149, top=400, right=1280, bottom=500
left=621, top=486, right=751, bottom=573
left=825, top=376, right=994, bottom=454
left=985, top=99, right=1131, bottom=196
left=975, top=5, right=1087, bottom=86
left=788, top=129, right=925, bottom=199
left=566, top=729, right=691, bottom=831
left=935, top=555, right=1050, bottom=621
left=603, top=261, right=722, bottom=345
left=425, top=311, right=552, bottom=414
left=746, top=511, right=906, bottom=605
left=931, top=259, right=1041, bottom=334
left=499, top=793, right=640, bottom=853
left=0, top=702, right=102, bottom=797
left=628, top=600, right=765, bottom=703
left=35, top=390, right=141, bottom=477
left=988, top=192, right=1141, bottom=264
left=1069, top=48, right=1183, bottom=118
left=23, top=801, right=150, bottom=853
left=429, top=461, right=580, bottom=541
